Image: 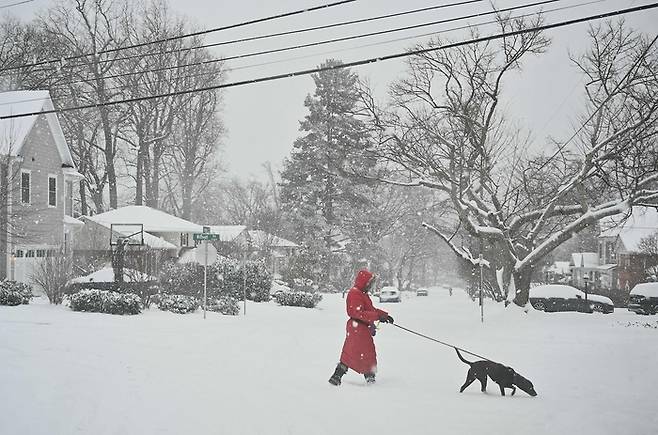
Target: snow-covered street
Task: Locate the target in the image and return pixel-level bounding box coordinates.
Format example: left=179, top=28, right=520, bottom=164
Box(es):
left=1, top=289, right=656, bottom=435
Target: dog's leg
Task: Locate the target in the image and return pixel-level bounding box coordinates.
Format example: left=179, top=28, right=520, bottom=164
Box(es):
left=511, top=386, right=516, bottom=396
left=478, top=374, right=488, bottom=392
left=499, top=384, right=506, bottom=396
left=460, top=369, right=477, bottom=393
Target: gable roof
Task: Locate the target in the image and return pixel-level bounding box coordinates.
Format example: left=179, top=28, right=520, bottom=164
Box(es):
left=571, top=252, right=599, bottom=268
left=79, top=216, right=177, bottom=250
left=600, top=206, right=658, bottom=253
left=87, top=205, right=204, bottom=234
left=0, top=90, right=75, bottom=166
left=207, top=225, right=247, bottom=242
left=246, top=230, right=298, bottom=248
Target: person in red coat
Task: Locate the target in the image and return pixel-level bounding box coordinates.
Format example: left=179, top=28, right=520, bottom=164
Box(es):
left=328, top=269, right=394, bottom=386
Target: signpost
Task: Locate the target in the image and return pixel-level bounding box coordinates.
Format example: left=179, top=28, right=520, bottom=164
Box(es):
left=194, top=232, right=219, bottom=319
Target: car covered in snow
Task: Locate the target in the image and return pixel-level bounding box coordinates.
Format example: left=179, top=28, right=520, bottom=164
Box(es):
left=416, top=288, right=429, bottom=296
left=529, top=284, right=614, bottom=314
left=379, top=286, right=401, bottom=303
left=627, top=282, right=658, bottom=315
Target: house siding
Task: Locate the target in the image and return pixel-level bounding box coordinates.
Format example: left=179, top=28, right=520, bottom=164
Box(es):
left=10, top=115, right=65, bottom=247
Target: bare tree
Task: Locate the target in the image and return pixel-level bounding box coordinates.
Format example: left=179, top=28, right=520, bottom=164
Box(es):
left=30, top=251, right=74, bottom=304
left=37, top=0, right=133, bottom=211
left=363, top=17, right=658, bottom=306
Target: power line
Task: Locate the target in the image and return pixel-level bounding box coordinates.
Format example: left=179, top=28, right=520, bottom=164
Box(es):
left=1, top=0, right=600, bottom=108
left=56, top=0, right=561, bottom=87
left=2, top=1, right=657, bottom=121
left=0, top=0, right=36, bottom=9
left=1, top=0, right=357, bottom=72
left=61, top=0, right=487, bottom=70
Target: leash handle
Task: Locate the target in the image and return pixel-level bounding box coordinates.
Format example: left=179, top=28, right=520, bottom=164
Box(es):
left=392, top=323, right=495, bottom=363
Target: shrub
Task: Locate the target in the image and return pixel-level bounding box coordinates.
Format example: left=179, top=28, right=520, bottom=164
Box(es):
left=70, top=289, right=141, bottom=315
left=66, top=281, right=159, bottom=307
left=0, top=281, right=33, bottom=306
left=159, top=257, right=272, bottom=302
left=273, top=291, right=322, bottom=308
left=157, top=294, right=199, bottom=314
left=30, top=252, right=73, bottom=305
left=207, top=296, right=240, bottom=315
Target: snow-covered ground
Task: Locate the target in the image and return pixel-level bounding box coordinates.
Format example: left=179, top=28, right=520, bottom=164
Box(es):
left=1, top=288, right=656, bottom=435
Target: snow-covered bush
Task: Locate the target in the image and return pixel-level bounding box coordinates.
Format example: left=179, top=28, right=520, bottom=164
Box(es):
left=159, top=257, right=271, bottom=302
left=273, top=291, right=322, bottom=308
left=207, top=296, right=240, bottom=315
left=0, top=281, right=33, bottom=306
left=69, top=289, right=141, bottom=315
left=157, top=294, right=199, bottom=314
left=240, top=260, right=272, bottom=302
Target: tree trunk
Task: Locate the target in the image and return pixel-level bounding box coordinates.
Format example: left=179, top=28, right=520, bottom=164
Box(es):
left=513, top=267, right=534, bottom=306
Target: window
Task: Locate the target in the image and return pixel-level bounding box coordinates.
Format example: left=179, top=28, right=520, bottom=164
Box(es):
left=14, top=250, right=24, bottom=258
left=181, top=233, right=189, bottom=247
left=48, top=176, right=57, bottom=207
left=36, top=249, right=46, bottom=258
left=21, top=171, right=30, bottom=204
left=25, top=250, right=35, bottom=258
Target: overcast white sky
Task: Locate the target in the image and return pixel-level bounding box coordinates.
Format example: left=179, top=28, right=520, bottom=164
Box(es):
left=10, top=0, right=658, bottom=181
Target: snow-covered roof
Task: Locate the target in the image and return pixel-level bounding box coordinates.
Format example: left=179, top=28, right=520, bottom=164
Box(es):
left=630, top=282, right=658, bottom=298
left=88, top=205, right=204, bottom=234
left=571, top=253, right=599, bottom=268
left=247, top=230, right=298, bottom=248
left=0, top=90, right=75, bottom=166
left=70, top=267, right=156, bottom=284
left=600, top=206, right=658, bottom=253
left=206, top=225, right=247, bottom=242
left=80, top=216, right=178, bottom=250
left=177, top=248, right=229, bottom=264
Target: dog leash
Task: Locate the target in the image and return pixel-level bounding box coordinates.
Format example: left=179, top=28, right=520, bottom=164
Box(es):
left=392, top=323, right=496, bottom=363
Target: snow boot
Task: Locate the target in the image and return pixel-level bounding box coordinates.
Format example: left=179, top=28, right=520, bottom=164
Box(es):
left=364, top=373, right=376, bottom=385
left=328, top=363, right=348, bottom=386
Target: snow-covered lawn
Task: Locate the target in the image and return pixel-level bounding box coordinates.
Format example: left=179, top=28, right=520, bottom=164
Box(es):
left=1, top=289, right=656, bottom=435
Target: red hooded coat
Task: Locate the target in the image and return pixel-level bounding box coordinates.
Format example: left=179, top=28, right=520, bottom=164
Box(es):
left=339, top=270, right=388, bottom=374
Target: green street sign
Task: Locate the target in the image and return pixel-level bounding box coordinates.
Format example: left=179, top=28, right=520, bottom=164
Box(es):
left=193, top=233, right=220, bottom=241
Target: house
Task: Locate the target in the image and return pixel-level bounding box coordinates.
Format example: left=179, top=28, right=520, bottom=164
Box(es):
left=569, top=252, right=599, bottom=289
left=545, top=261, right=571, bottom=283
left=73, top=205, right=203, bottom=275
left=207, top=225, right=299, bottom=276
left=0, top=90, right=84, bottom=283
left=599, top=206, right=658, bottom=292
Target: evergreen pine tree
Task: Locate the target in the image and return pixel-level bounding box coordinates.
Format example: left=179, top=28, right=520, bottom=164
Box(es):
left=280, top=59, right=373, bottom=284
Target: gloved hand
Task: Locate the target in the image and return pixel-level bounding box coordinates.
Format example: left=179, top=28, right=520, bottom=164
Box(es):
left=379, top=315, right=394, bottom=324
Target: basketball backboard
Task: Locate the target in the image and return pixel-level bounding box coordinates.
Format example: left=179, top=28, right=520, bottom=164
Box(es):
left=110, top=223, right=145, bottom=246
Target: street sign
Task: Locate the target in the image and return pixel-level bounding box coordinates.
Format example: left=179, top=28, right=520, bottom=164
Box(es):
left=193, top=233, right=220, bottom=241
left=195, top=243, right=218, bottom=266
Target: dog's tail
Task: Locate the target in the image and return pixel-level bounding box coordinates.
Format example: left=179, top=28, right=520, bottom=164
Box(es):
left=455, top=348, right=473, bottom=365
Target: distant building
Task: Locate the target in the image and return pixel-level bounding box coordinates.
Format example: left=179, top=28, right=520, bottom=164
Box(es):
left=599, top=206, right=658, bottom=292
left=570, top=252, right=599, bottom=289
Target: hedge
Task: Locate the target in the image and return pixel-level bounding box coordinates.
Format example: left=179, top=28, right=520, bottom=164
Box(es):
left=273, top=291, right=322, bottom=308
left=70, top=289, right=141, bottom=315
left=0, top=281, right=33, bottom=306
left=157, top=294, right=199, bottom=314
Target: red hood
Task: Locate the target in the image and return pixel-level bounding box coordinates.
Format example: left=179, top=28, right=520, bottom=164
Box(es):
left=353, top=269, right=373, bottom=292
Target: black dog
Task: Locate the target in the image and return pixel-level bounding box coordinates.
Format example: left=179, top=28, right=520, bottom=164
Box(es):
left=456, top=349, right=537, bottom=397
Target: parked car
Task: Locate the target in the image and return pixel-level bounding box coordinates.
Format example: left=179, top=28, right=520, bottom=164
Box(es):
left=529, top=284, right=614, bottom=314
left=416, top=288, right=429, bottom=296
left=628, top=282, right=658, bottom=315
left=379, top=286, right=401, bottom=303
